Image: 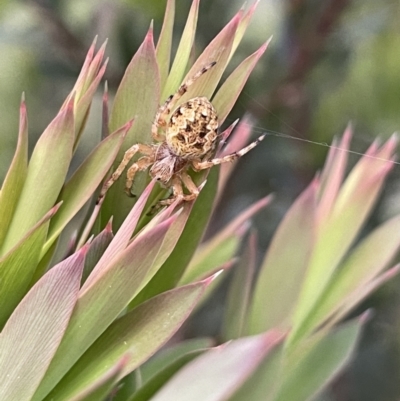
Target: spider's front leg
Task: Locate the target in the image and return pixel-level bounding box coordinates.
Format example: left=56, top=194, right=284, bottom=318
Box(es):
left=192, top=135, right=266, bottom=170
left=97, top=143, right=153, bottom=204
left=125, top=156, right=154, bottom=197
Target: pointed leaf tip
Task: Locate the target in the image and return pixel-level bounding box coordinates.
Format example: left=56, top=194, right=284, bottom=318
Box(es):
left=359, top=309, right=373, bottom=324
left=204, top=270, right=225, bottom=285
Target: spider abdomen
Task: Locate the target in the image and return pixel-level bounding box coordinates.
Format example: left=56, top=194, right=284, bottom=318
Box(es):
left=166, top=97, right=219, bottom=159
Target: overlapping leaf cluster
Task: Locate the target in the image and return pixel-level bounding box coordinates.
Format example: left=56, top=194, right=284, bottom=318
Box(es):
left=0, top=1, right=399, bottom=400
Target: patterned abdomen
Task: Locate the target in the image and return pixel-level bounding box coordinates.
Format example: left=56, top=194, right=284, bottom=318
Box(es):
left=166, top=97, right=219, bottom=160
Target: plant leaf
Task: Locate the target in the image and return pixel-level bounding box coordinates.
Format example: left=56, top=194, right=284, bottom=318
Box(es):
left=0, top=245, right=86, bottom=401
left=130, top=168, right=219, bottom=306
left=0, top=96, right=28, bottom=250
left=223, top=231, right=257, bottom=341
left=161, top=0, right=199, bottom=101
left=105, top=25, right=159, bottom=229
left=34, top=215, right=178, bottom=400
left=181, top=195, right=271, bottom=284
left=273, top=317, right=364, bottom=401
left=68, top=356, right=129, bottom=401
left=177, top=10, right=241, bottom=104
left=213, top=40, right=270, bottom=124
left=248, top=180, right=317, bottom=334
left=43, top=280, right=211, bottom=401
left=129, top=350, right=206, bottom=401
left=156, top=0, right=175, bottom=89
left=149, top=331, right=285, bottom=401
left=43, top=122, right=128, bottom=256
left=2, top=99, right=75, bottom=253
left=0, top=203, right=60, bottom=329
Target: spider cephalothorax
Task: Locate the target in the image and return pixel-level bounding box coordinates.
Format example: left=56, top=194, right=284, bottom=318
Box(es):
left=99, top=62, right=265, bottom=206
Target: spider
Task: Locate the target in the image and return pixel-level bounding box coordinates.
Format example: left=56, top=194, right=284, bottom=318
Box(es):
left=98, top=62, right=265, bottom=206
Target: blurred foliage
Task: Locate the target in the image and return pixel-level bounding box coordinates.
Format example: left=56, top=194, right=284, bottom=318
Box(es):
left=1, top=0, right=400, bottom=400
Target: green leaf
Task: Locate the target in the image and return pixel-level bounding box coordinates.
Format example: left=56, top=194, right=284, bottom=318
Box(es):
left=229, top=344, right=284, bottom=401
left=213, top=40, right=270, bottom=124
left=229, top=1, right=260, bottom=60
left=155, top=0, right=175, bottom=89
left=44, top=123, right=128, bottom=256
left=296, top=214, right=400, bottom=338
left=140, top=338, right=214, bottom=383
left=290, top=137, right=396, bottom=344
left=43, top=281, right=210, bottom=401
left=0, top=245, right=86, bottom=401
left=161, top=0, right=199, bottom=101
left=34, top=215, right=178, bottom=401
left=148, top=331, right=285, bottom=401
left=105, top=25, right=159, bottom=229
left=180, top=196, right=271, bottom=285
left=248, top=180, right=317, bottom=334
left=222, top=232, right=257, bottom=341
left=273, top=318, right=364, bottom=401
left=68, top=356, right=128, bottom=401
left=129, top=350, right=206, bottom=401
left=81, top=220, right=113, bottom=284
left=82, top=180, right=156, bottom=289
left=177, top=9, right=241, bottom=105
left=0, top=96, right=28, bottom=250
left=0, top=203, right=60, bottom=329
left=2, top=99, right=75, bottom=254
left=130, top=167, right=219, bottom=306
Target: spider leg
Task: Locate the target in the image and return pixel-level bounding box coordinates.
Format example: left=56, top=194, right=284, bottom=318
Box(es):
left=180, top=171, right=200, bottom=200
left=158, top=176, right=184, bottom=206
left=153, top=61, right=217, bottom=136
left=192, top=135, right=266, bottom=170
left=125, top=156, right=154, bottom=196
left=97, top=143, right=153, bottom=203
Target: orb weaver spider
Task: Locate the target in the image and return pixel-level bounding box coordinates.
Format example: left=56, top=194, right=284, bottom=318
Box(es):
left=98, top=62, right=265, bottom=206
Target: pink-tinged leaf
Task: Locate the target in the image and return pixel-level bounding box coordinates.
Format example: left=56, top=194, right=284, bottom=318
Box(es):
left=65, top=37, right=97, bottom=103
left=128, top=201, right=194, bottom=310
left=0, top=203, right=61, bottom=329
left=181, top=196, right=271, bottom=285
left=81, top=220, right=114, bottom=285
left=130, top=168, right=219, bottom=307
left=43, top=122, right=129, bottom=256
left=318, top=126, right=351, bottom=219
left=131, top=349, right=208, bottom=401
left=248, top=180, right=317, bottom=335
left=0, top=245, right=86, bottom=401
left=274, top=319, right=363, bottom=401
left=229, top=344, right=283, bottom=401
left=296, top=214, right=400, bottom=338
left=102, top=81, right=109, bottom=139
left=67, top=356, right=128, bottom=401
left=156, top=0, right=175, bottom=89
left=42, top=281, right=211, bottom=401
left=161, top=0, right=199, bottom=101
left=177, top=10, right=242, bottom=104
left=213, top=39, right=271, bottom=124
left=105, top=25, right=159, bottom=227
left=34, top=215, right=177, bottom=400
left=0, top=95, right=28, bottom=250
left=223, top=231, right=257, bottom=341
left=74, top=59, right=108, bottom=141
left=291, top=137, right=397, bottom=344
left=2, top=98, right=75, bottom=254
left=149, top=331, right=285, bottom=401
left=82, top=180, right=156, bottom=290
left=331, top=264, right=400, bottom=327
left=217, top=116, right=254, bottom=196
left=140, top=338, right=214, bottom=383
left=230, top=1, right=260, bottom=60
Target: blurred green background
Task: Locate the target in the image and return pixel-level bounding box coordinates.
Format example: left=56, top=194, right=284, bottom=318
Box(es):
left=1, top=0, right=400, bottom=400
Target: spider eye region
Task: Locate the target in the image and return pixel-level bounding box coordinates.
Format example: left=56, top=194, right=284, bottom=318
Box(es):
left=166, top=97, right=219, bottom=159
